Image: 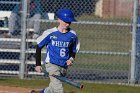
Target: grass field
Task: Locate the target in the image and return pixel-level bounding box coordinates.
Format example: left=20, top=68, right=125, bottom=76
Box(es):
left=0, top=78, right=140, bottom=93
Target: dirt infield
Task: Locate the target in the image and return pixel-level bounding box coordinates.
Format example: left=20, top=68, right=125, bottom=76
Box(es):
left=0, top=86, right=34, bottom=93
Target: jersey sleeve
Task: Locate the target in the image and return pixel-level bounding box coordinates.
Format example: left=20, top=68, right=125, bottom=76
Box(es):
left=76, top=38, right=80, bottom=53
left=36, top=30, right=52, bottom=48
left=73, top=37, right=80, bottom=53
left=35, top=29, right=54, bottom=66
left=35, top=30, right=51, bottom=66
left=69, top=36, right=80, bottom=60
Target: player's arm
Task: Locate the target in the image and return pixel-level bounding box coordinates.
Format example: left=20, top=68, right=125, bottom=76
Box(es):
left=67, top=37, right=80, bottom=66
left=36, top=45, right=43, bottom=66
left=35, top=30, right=52, bottom=72
left=35, top=45, right=44, bottom=73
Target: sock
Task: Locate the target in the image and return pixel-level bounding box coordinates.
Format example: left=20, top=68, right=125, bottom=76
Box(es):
left=39, top=89, right=45, bottom=93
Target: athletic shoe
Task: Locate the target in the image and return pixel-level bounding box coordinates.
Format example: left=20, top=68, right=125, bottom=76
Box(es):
left=29, top=90, right=40, bottom=93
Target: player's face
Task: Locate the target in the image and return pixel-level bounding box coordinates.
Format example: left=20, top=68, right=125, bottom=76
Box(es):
left=58, top=19, right=71, bottom=30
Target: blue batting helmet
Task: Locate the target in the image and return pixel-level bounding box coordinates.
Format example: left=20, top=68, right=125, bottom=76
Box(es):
left=56, top=9, right=77, bottom=22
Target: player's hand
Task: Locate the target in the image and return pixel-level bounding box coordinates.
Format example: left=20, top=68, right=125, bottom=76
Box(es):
left=66, top=60, right=73, bottom=66
left=35, top=66, right=42, bottom=73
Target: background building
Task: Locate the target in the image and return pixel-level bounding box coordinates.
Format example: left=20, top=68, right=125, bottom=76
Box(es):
left=95, top=0, right=133, bottom=18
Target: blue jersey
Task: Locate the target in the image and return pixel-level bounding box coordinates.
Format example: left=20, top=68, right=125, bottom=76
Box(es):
left=37, top=27, right=79, bottom=68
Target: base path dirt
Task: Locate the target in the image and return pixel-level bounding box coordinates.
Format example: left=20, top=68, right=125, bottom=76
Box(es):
left=0, top=86, right=36, bottom=93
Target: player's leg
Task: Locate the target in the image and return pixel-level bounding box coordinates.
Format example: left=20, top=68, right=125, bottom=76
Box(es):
left=39, top=63, right=64, bottom=93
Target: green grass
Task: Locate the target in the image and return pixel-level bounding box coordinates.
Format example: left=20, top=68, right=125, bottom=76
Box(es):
left=0, top=78, right=140, bottom=93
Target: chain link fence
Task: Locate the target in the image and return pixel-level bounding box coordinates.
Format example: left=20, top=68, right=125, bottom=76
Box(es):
left=0, top=0, right=139, bottom=84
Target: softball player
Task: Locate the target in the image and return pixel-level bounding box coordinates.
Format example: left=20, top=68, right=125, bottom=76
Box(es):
left=35, top=9, right=80, bottom=93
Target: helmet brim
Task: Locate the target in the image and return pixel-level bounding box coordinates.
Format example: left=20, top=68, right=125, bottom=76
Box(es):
left=60, top=17, right=77, bottom=22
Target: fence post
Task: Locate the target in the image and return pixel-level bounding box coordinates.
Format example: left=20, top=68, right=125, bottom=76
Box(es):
left=130, top=0, right=139, bottom=84
left=19, top=0, right=27, bottom=79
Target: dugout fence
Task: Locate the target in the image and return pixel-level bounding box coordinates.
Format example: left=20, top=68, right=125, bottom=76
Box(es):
left=0, top=0, right=140, bottom=85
